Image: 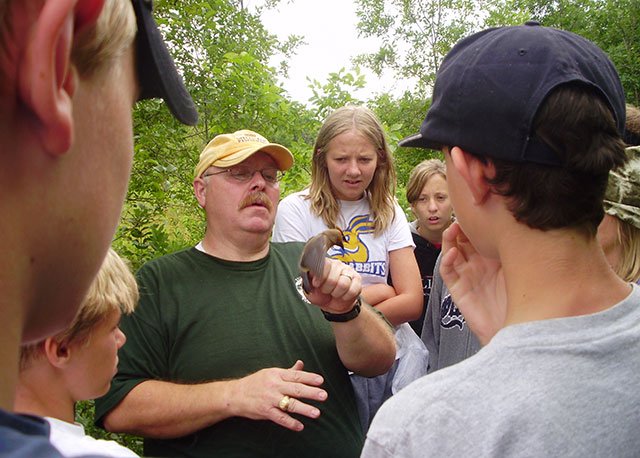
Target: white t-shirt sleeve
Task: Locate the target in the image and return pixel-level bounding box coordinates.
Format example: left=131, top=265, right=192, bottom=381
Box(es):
left=273, top=191, right=314, bottom=243
left=387, top=203, right=415, bottom=252
left=46, top=417, right=139, bottom=457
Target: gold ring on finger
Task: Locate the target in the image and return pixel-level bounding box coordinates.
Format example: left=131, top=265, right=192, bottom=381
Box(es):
left=278, top=395, right=291, bottom=412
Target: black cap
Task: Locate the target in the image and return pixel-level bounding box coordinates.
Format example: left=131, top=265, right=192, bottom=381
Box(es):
left=132, top=0, right=198, bottom=125
left=400, top=22, right=625, bottom=166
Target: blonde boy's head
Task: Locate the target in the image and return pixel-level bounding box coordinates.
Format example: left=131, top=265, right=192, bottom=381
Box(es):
left=20, top=248, right=138, bottom=369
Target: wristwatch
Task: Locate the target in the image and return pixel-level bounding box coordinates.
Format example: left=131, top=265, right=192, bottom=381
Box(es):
left=322, top=296, right=362, bottom=322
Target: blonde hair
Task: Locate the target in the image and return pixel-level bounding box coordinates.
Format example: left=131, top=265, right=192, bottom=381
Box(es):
left=72, top=0, right=136, bottom=78
left=308, top=105, right=397, bottom=235
left=20, top=248, right=138, bottom=369
left=406, top=159, right=447, bottom=204
left=613, top=218, right=640, bottom=283
left=0, top=0, right=136, bottom=81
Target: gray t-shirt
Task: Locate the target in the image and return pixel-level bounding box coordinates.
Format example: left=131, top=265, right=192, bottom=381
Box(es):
left=363, top=284, right=640, bottom=457
left=421, top=253, right=481, bottom=372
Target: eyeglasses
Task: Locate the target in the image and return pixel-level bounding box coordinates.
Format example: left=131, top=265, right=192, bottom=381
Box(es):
left=202, top=166, right=285, bottom=184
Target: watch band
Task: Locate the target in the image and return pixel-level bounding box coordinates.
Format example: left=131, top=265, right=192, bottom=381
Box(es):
left=322, top=296, right=362, bottom=322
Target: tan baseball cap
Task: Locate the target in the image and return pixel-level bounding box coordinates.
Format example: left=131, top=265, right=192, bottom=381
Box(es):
left=194, top=130, right=294, bottom=179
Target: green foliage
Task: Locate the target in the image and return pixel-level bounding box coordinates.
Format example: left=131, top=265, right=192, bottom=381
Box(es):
left=76, top=401, right=144, bottom=456
left=368, top=91, right=440, bottom=218
left=113, top=0, right=321, bottom=269
left=485, top=0, right=640, bottom=106
left=355, top=0, right=640, bottom=113
left=308, top=67, right=367, bottom=120
left=354, top=0, right=488, bottom=92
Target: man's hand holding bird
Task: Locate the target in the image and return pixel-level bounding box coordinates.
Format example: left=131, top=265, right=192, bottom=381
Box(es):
left=299, top=229, right=361, bottom=315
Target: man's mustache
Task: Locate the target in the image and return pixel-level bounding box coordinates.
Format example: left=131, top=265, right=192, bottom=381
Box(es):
left=239, top=192, right=274, bottom=212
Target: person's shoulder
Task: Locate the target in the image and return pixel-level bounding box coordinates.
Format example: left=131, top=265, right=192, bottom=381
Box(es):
left=411, top=231, right=432, bottom=249
left=608, top=283, right=640, bottom=321
left=270, top=240, right=305, bottom=257
left=389, top=202, right=410, bottom=226
left=375, top=349, right=492, bottom=421
left=392, top=199, right=406, bottom=212
left=365, top=362, right=483, bottom=456
left=0, top=436, right=66, bottom=457
left=46, top=417, right=138, bottom=457
left=147, top=246, right=196, bottom=263
left=0, top=410, right=65, bottom=457
left=138, top=247, right=199, bottom=271
left=278, top=189, right=310, bottom=208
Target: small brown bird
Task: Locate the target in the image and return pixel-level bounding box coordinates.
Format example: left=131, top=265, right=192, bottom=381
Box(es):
left=299, top=229, right=345, bottom=293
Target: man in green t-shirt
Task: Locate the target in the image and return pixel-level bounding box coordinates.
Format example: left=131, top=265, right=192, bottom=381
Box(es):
left=95, top=130, right=396, bottom=457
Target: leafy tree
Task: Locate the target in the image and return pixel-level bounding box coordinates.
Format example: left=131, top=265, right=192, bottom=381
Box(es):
left=354, top=0, right=487, bottom=92
left=350, top=0, right=485, bottom=219
left=113, top=0, right=320, bottom=270
left=486, top=0, right=640, bottom=106
left=307, top=67, right=367, bottom=120
left=369, top=91, right=441, bottom=217
left=355, top=0, right=640, bottom=108
left=353, top=0, right=640, bottom=217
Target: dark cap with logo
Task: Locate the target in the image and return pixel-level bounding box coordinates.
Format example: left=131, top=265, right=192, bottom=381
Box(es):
left=400, top=22, right=625, bottom=166
left=132, top=0, right=198, bottom=125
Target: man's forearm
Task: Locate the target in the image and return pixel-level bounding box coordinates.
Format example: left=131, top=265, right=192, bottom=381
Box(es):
left=103, top=379, right=235, bottom=438
left=331, top=303, right=396, bottom=377
left=103, top=363, right=330, bottom=437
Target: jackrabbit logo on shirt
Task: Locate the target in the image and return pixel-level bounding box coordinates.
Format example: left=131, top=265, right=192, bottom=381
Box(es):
left=440, top=293, right=466, bottom=330
left=329, top=215, right=386, bottom=277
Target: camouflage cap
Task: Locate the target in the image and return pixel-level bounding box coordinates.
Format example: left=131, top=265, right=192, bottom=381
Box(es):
left=604, top=146, right=640, bottom=229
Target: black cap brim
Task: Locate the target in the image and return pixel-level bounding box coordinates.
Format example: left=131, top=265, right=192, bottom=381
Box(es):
left=398, top=133, right=426, bottom=148
left=398, top=132, right=442, bottom=151
left=132, top=0, right=198, bottom=126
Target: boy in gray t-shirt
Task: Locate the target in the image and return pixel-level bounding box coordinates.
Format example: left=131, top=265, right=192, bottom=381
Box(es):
left=363, top=22, right=640, bottom=457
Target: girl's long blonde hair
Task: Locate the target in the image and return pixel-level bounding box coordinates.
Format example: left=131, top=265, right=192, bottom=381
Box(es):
left=307, top=106, right=397, bottom=235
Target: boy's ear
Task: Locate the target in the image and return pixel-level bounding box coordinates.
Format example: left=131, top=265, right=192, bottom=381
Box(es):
left=450, top=146, right=493, bottom=205
left=17, top=0, right=105, bottom=157
left=43, top=337, right=72, bottom=368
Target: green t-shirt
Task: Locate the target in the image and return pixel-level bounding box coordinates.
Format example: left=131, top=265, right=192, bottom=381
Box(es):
left=95, top=244, right=364, bottom=457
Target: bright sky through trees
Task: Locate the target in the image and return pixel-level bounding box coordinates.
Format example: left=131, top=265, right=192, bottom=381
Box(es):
left=249, top=0, right=415, bottom=103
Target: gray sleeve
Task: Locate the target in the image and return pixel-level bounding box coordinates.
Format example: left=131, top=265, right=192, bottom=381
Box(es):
left=420, top=253, right=444, bottom=373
